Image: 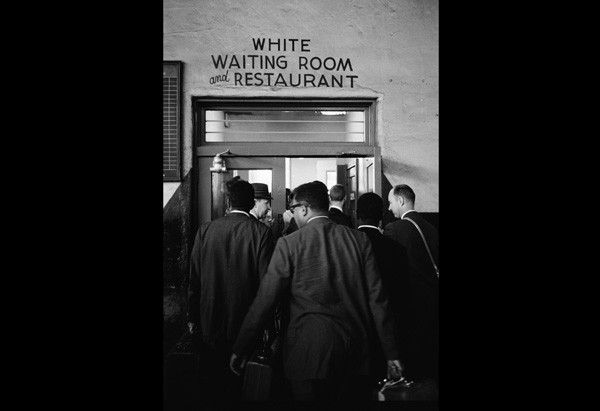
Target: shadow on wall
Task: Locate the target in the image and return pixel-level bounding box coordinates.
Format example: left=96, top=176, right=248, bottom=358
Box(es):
left=383, top=156, right=439, bottom=189
left=163, top=170, right=193, bottom=359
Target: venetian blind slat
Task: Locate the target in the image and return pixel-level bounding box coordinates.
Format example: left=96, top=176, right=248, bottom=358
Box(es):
left=163, top=62, right=181, bottom=181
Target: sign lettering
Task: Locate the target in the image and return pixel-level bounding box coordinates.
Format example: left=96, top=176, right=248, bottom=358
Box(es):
left=209, top=38, right=358, bottom=88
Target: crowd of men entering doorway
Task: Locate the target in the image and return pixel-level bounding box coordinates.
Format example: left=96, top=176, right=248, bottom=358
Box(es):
left=187, top=177, right=439, bottom=404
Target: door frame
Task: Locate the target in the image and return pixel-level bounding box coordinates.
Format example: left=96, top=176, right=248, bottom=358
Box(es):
left=192, top=97, right=382, bottom=233
left=196, top=156, right=286, bottom=240
left=192, top=145, right=381, bottom=236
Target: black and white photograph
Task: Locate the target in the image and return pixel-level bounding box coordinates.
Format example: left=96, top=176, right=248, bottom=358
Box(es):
left=163, top=0, right=439, bottom=409
left=24, top=1, right=568, bottom=408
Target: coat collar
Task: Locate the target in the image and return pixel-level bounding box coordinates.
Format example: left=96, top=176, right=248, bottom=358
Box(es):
left=358, top=225, right=380, bottom=230
left=329, top=205, right=344, bottom=213
left=229, top=210, right=251, bottom=218
left=401, top=210, right=417, bottom=220
left=306, top=215, right=331, bottom=225
left=358, top=225, right=383, bottom=234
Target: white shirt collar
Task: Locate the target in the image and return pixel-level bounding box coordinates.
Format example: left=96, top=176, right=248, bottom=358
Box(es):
left=307, top=215, right=330, bottom=224
left=230, top=210, right=250, bottom=217
left=329, top=205, right=344, bottom=212
left=357, top=224, right=380, bottom=230
left=358, top=224, right=383, bottom=234
left=401, top=209, right=416, bottom=219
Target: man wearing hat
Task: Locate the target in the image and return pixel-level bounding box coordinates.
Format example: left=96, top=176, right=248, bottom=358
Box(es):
left=250, top=182, right=273, bottom=223
left=187, top=177, right=274, bottom=405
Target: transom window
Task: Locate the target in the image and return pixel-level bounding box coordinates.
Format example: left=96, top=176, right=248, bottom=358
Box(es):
left=205, top=109, right=364, bottom=143
left=194, top=99, right=375, bottom=146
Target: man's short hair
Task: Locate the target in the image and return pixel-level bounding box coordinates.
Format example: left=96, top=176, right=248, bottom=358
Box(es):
left=392, top=184, right=416, bottom=204
left=329, top=184, right=346, bottom=201
left=226, top=177, right=255, bottom=211
left=312, top=180, right=328, bottom=192
left=292, top=181, right=329, bottom=212
left=357, top=192, right=383, bottom=221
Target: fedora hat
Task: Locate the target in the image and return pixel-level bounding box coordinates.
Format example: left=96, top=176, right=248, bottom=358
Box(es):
left=251, top=183, right=273, bottom=200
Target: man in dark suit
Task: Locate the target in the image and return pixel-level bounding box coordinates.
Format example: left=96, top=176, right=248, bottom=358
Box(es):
left=384, top=184, right=439, bottom=382
left=250, top=182, right=273, bottom=224
left=356, top=192, right=411, bottom=384
left=187, top=177, right=274, bottom=404
left=328, top=184, right=352, bottom=227
left=230, top=181, right=403, bottom=401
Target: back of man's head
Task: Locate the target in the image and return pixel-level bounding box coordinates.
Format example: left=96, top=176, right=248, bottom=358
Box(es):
left=392, top=184, right=416, bottom=205
left=292, top=181, right=329, bottom=213
left=226, top=177, right=255, bottom=212
left=329, top=184, right=346, bottom=202
left=357, top=192, right=383, bottom=222
left=312, top=180, right=328, bottom=192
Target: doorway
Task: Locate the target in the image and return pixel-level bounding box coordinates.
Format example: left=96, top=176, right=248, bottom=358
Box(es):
left=196, top=155, right=376, bottom=240
left=192, top=98, right=382, bottom=237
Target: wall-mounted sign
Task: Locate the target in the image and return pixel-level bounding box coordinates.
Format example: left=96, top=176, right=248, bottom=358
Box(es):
left=210, top=38, right=358, bottom=88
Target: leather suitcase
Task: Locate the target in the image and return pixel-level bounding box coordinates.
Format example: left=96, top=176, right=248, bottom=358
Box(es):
left=241, top=328, right=282, bottom=401
left=241, top=357, right=273, bottom=400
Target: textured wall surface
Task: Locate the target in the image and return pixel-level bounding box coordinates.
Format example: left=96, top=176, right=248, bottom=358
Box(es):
left=163, top=182, right=180, bottom=208
left=163, top=170, right=193, bottom=354
left=164, top=0, right=438, bottom=210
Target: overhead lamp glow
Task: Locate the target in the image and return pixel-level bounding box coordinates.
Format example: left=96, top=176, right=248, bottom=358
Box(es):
left=319, top=111, right=347, bottom=116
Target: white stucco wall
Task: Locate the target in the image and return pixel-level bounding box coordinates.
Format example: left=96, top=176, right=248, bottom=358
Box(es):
left=163, top=182, right=180, bottom=207
left=164, top=0, right=438, bottom=211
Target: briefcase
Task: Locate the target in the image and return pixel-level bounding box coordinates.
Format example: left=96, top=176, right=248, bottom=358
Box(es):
left=241, top=356, right=273, bottom=401
left=241, top=325, right=283, bottom=401
left=377, top=377, right=439, bottom=401
left=241, top=330, right=278, bottom=400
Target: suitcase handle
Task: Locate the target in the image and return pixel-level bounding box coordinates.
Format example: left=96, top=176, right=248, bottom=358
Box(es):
left=378, top=377, right=414, bottom=390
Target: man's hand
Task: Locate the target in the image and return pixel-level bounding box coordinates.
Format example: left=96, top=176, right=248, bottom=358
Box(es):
left=283, top=210, right=293, bottom=224
left=188, top=322, right=195, bottom=334
left=387, top=359, right=404, bottom=381
left=229, top=353, right=248, bottom=377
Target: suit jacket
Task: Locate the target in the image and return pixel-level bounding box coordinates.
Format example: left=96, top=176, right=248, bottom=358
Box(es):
left=328, top=207, right=352, bottom=228
left=383, top=211, right=439, bottom=379
left=188, top=212, right=274, bottom=345
left=358, top=227, right=410, bottom=332
left=383, top=211, right=438, bottom=305
left=358, top=226, right=410, bottom=378
left=233, top=217, right=399, bottom=381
